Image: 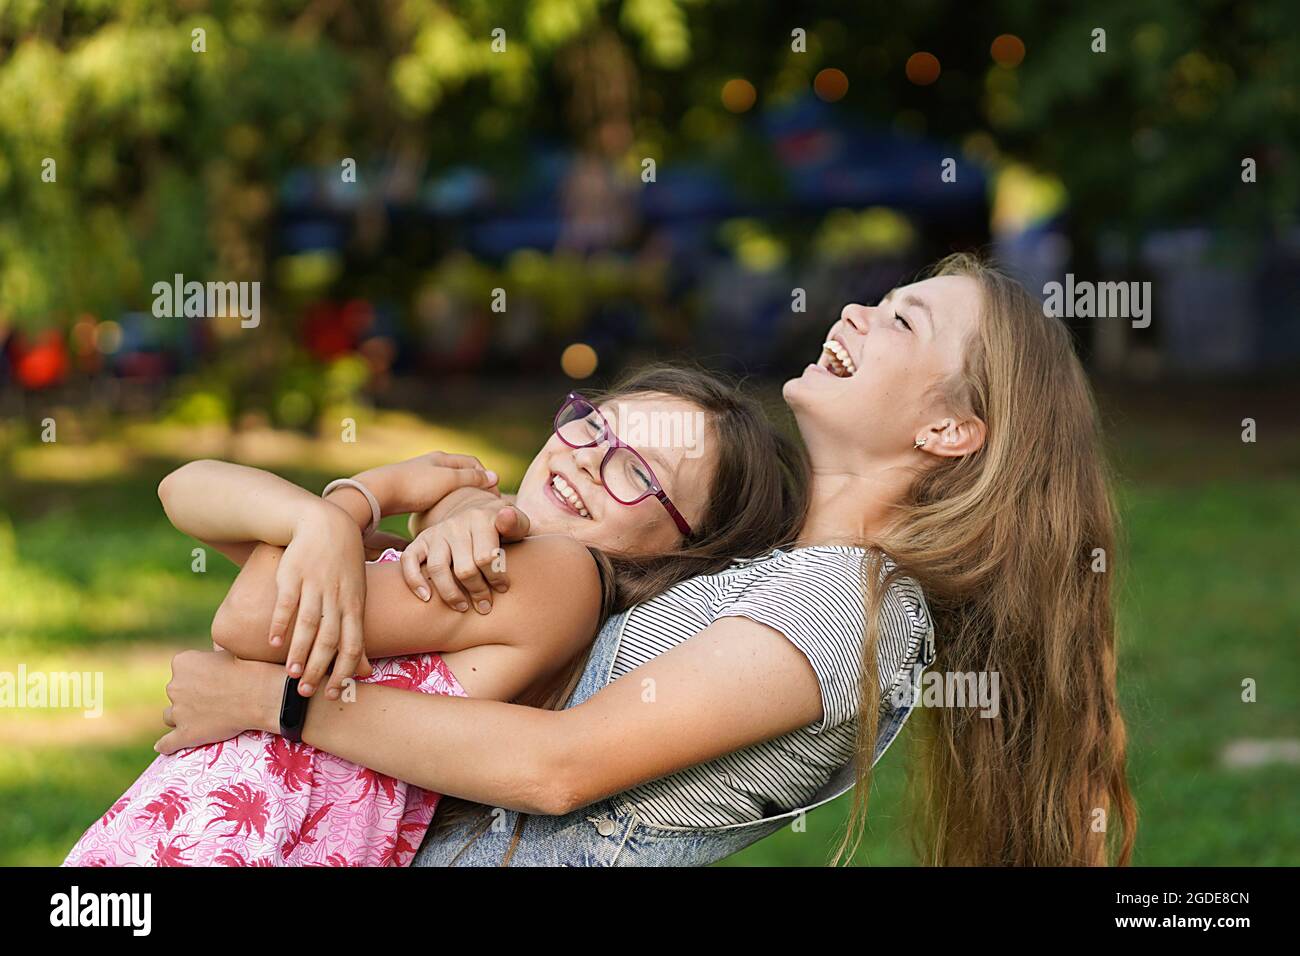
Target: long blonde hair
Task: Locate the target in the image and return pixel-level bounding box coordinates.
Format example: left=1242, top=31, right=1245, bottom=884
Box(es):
left=834, top=253, right=1136, bottom=866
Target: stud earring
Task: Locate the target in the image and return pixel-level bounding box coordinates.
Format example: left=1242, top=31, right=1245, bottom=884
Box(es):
left=914, top=438, right=927, bottom=449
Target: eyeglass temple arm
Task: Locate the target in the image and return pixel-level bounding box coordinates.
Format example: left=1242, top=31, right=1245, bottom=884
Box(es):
left=657, top=492, right=692, bottom=537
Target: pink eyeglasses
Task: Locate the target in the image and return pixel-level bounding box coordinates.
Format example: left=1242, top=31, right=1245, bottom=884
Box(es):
left=553, top=392, right=693, bottom=537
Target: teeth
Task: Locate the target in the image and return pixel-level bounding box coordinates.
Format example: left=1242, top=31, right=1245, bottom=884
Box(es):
left=550, top=475, right=590, bottom=518
left=821, top=340, right=856, bottom=377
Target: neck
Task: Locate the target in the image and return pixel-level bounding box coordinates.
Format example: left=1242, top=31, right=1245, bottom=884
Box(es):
left=796, top=459, right=913, bottom=549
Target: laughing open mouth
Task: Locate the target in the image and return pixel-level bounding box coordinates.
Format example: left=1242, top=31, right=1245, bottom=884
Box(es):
left=821, top=339, right=857, bottom=377
left=549, top=473, right=591, bottom=518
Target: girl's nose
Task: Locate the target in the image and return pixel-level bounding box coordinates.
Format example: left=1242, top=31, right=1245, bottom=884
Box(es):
left=572, top=445, right=605, bottom=484
left=839, top=303, right=871, bottom=334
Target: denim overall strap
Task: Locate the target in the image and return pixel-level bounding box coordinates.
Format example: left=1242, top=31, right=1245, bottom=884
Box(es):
left=567, top=608, right=632, bottom=708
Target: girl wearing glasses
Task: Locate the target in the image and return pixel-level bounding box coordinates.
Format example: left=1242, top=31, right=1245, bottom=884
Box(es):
left=64, top=366, right=809, bottom=866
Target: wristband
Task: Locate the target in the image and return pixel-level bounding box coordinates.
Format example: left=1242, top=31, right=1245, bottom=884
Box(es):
left=279, top=676, right=309, bottom=743
left=322, top=477, right=382, bottom=538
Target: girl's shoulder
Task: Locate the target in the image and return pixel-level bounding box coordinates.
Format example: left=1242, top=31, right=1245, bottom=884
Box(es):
left=730, top=543, right=869, bottom=583
left=705, top=546, right=863, bottom=623
left=725, top=542, right=864, bottom=570
left=723, top=544, right=929, bottom=628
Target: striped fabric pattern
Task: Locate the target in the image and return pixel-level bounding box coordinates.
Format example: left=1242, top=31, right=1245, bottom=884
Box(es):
left=606, top=545, right=932, bottom=828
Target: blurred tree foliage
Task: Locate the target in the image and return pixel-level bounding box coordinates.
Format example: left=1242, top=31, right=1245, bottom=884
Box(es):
left=0, top=0, right=1295, bottom=330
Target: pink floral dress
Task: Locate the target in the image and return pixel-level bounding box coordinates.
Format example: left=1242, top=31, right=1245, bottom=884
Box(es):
left=62, top=549, right=467, bottom=867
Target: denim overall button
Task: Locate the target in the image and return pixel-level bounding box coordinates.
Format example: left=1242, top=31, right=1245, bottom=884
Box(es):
left=593, top=818, right=616, bottom=837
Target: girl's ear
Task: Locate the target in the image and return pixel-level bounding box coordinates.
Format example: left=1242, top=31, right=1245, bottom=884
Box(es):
left=916, top=416, right=986, bottom=458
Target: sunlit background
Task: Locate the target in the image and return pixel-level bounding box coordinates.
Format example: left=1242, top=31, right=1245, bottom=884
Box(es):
left=1, top=1, right=1297, bottom=866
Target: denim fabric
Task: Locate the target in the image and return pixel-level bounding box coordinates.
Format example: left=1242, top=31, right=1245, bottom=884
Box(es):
left=413, top=604, right=928, bottom=867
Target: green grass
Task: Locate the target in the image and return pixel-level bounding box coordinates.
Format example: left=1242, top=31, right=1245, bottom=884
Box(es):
left=1, top=388, right=1297, bottom=866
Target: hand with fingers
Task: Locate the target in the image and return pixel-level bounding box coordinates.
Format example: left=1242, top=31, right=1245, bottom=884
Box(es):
left=400, top=500, right=532, bottom=614
left=268, top=451, right=497, bottom=700
left=268, top=502, right=373, bottom=701
left=156, top=649, right=277, bottom=754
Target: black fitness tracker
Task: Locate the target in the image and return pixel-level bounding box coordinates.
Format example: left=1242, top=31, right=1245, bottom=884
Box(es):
left=279, top=676, right=309, bottom=743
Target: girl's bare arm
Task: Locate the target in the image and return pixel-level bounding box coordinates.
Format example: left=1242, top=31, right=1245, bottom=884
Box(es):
left=159, top=457, right=496, bottom=564
left=158, top=460, right=344, bottom=566
left=211, top=535, right=603, bottom=703
left=159, top=454, right=497, bottom=698
left=163, top=613, right=824, bottom=816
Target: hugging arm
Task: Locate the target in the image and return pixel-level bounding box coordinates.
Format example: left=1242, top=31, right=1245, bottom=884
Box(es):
left=158, top=460, right=347, bottom=567
left=161, top=614, right=824, bottom=816
left=159, top=454, right=497, bottom=697
left=212, top=535, right=603, bottom=704
left=159, top=457, right=498, bottom=563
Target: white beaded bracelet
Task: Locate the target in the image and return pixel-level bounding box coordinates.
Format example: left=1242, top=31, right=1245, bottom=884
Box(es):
left=322, top=478, right=382, bottom=538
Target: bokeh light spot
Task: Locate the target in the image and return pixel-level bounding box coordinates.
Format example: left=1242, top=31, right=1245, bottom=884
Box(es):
left=721, top=78, right=757, bottom=113
left=813, top=68, right=849, bottom=102
left=95, top=321, right=122, bottom=354
left=905, top=52, right=941, bottom=86
left=991, top=34, right=1025, bottom=68
left=561, top=343, right=598, bottom=379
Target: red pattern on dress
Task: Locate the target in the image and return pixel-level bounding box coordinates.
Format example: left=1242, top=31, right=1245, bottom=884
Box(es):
left=63, top=549, right=467, bottom=867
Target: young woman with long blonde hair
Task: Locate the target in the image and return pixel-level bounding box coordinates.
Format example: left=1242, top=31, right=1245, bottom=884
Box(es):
left=837, top=253, right=1135, bottom=865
